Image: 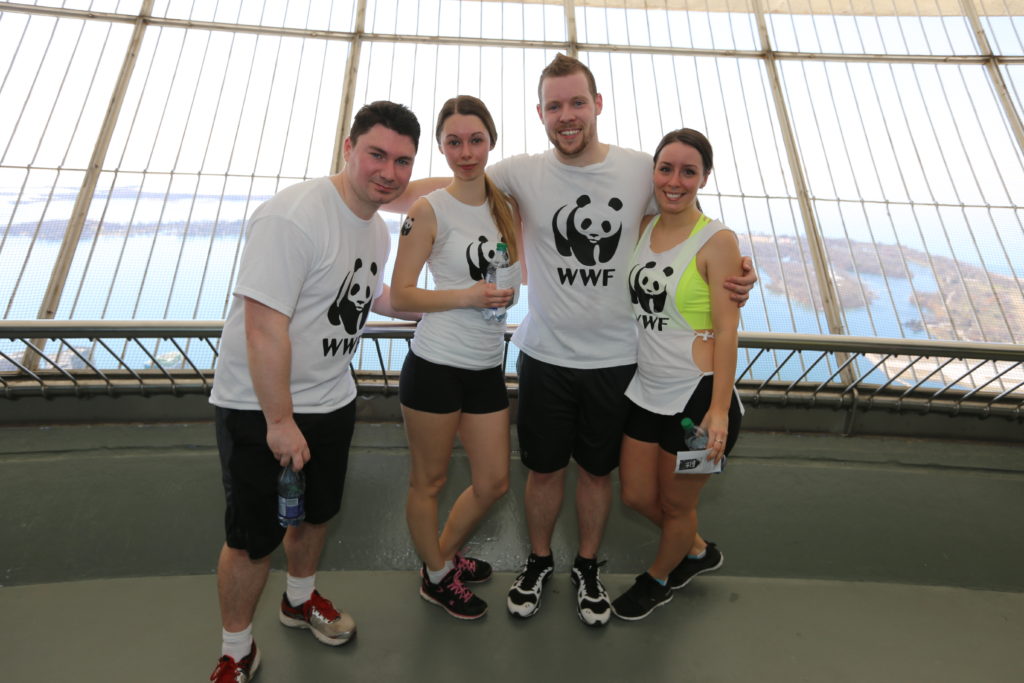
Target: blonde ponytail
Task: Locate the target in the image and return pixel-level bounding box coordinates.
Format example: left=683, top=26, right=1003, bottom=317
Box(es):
left=484, top=174, right=518, bottom=265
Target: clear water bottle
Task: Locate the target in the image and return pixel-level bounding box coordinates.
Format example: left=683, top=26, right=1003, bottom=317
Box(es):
left=482, top=242, right=509, bottom=323
left=680, top=417, right=708, bottom=450
left=277, top=466, right=305, bottom=527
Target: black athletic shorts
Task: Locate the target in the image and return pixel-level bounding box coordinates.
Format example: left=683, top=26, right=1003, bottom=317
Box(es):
left=215, top=401, right=356, bottom=560
left=624, top=375, right=743, bottom=459
left=399, top=350, right=508, bottom=414
left=516, top=352, right=636, bottom=477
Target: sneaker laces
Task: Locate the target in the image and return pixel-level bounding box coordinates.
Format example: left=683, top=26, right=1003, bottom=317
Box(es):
left=455, top=554, right=477, bottom=574
left=448, top=573, right=475, bottom=603
left=210, top=656, right=243, bottom=683
left=306, top=590, right=341, bottom=622
left=577, top=560, right=607, bottom=599
left=515, top=557, right=549, bottom=591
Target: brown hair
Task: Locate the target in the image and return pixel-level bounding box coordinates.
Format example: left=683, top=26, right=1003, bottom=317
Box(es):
left=654, top=128, right=713, bottom=214
left=537, top=53, right=598, bottom=105
left=435, top=95, right=519, bottom=264
left=350, top=100, right=420, bottom=151
left=654, top=128, right=713, bottom=175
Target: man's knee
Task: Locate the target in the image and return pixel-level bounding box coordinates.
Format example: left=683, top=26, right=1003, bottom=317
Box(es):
left=527, top=467, right=566, bottom=489
left=576, top=465, right=611, bottom=490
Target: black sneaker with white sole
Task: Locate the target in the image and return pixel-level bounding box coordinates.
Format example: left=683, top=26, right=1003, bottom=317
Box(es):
left=506, top=553, right=554, bottom=618
left=612, top=572, right=673, bottom=621
left=420, top=567, right=487, bottom=620
left=668, top=541, right=724, bottom=590
left=570, top=556, right=611, bottom=627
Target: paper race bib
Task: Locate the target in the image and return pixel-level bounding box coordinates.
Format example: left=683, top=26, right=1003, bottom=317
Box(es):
left=675, top=449, right=722, bottom=474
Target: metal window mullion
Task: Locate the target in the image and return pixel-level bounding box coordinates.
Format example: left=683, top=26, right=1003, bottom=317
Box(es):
left=752, top=0, right=852, bottom=389
left=25, top=0, right=153, bottom=374
left=959, top=0, right=1024, bottom=163
left=2, top=346, right=46, bottom=388
left=843, top=352, right=890, bottom=393
left=332, top=0, right=367, bottom=173
left=59, top=340, right=113, bottom=386
left=564, top=0, right=578, bottom=57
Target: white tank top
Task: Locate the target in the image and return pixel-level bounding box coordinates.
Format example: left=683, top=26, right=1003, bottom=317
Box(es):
left=410, top=189, right=507, bottom=370
left=625, top=215, right=742, bottom=415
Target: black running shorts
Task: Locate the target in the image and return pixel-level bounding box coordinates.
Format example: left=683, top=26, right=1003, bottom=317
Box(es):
left=399, top=350, right=509, bottom=414
left=515, top=352, right=636, bottom=477
left=624, top=375, right=743, bottom=458
left=215, top=401, right=356, bottom=560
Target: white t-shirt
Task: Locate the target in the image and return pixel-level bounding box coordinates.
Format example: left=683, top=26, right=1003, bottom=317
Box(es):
left=411, top=189, right=506, bottom=370
left=488, top=146, right=656, bottom=369
left=211, top=177, right=389, bottom=412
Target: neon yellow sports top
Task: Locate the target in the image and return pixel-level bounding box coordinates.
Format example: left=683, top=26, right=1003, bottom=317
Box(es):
left=674, top=215, right=713, bottom=331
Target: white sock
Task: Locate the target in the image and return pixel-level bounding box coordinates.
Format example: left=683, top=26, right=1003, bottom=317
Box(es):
left=426, top=560, right=454, bottom=584
left=221, top=624, right=252, bottom=661
left=286, top=573, right=316, bottom=607
left=688, top=549, right=707, bottom=560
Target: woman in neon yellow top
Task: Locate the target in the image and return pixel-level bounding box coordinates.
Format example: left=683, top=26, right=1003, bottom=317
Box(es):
left=611, top=129, right=744, bottom=621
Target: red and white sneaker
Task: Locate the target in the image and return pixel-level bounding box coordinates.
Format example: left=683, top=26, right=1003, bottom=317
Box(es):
left=279, top=589, right=356, bottom=646
left=210, top=642, right=260, bottom=682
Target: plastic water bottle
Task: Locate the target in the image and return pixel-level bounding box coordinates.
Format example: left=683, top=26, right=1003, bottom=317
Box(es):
left=277, top=467, right=305, bottom=527
left=680, top=417, right=708, bottom=450
left=482, top=242, right=509, bottom=323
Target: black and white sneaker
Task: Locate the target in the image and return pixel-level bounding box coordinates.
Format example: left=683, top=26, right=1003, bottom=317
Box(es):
left=612, top=572, right=673, bottom=621
left=506, top=553, right=554, bottom=618
left=570, top=556, right=611, bottom=627
left=668, top=541, right=724, bottom=590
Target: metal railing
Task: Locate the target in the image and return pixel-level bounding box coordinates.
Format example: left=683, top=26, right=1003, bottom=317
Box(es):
left=2, top=320, right=1021, bottom=421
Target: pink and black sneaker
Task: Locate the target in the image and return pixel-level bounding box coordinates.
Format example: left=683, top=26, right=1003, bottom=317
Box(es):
left=420, top=567, right=487, bottom=620
left=454, top=553, right=492, bottom=583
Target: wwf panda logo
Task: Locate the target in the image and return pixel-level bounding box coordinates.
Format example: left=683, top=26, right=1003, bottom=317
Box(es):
left=629, top=261, right=674, bottom=314
left=552, top=194, right=623, bottom=267
left=465, top=235, right=498, bottom=281
left=327, top=257, right=378, bottom=335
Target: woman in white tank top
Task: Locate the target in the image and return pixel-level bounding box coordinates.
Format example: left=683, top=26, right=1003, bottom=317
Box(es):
left=390, top=96, right=522, bottom=620
left=611, top=129, right=744, bottom=621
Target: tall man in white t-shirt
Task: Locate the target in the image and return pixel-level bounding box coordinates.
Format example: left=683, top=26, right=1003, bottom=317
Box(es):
left=208, top=101, right=421, bottom=682
left=489, top=55, right=755, bottom=627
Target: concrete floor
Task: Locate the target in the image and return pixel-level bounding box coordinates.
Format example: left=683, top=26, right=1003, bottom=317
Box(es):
left=1, top=419, right=1023, bottom=682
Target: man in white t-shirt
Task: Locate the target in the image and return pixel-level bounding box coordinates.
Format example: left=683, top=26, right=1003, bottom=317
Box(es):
left=208, top=101, right=421, bottom=683
left=492, top=55, right=755, bottom=627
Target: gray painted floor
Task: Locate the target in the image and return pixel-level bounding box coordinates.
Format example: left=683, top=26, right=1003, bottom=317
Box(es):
left=2, top=572, right=1022, bottom=683
left=1, top=420, right=1022, bottom=681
